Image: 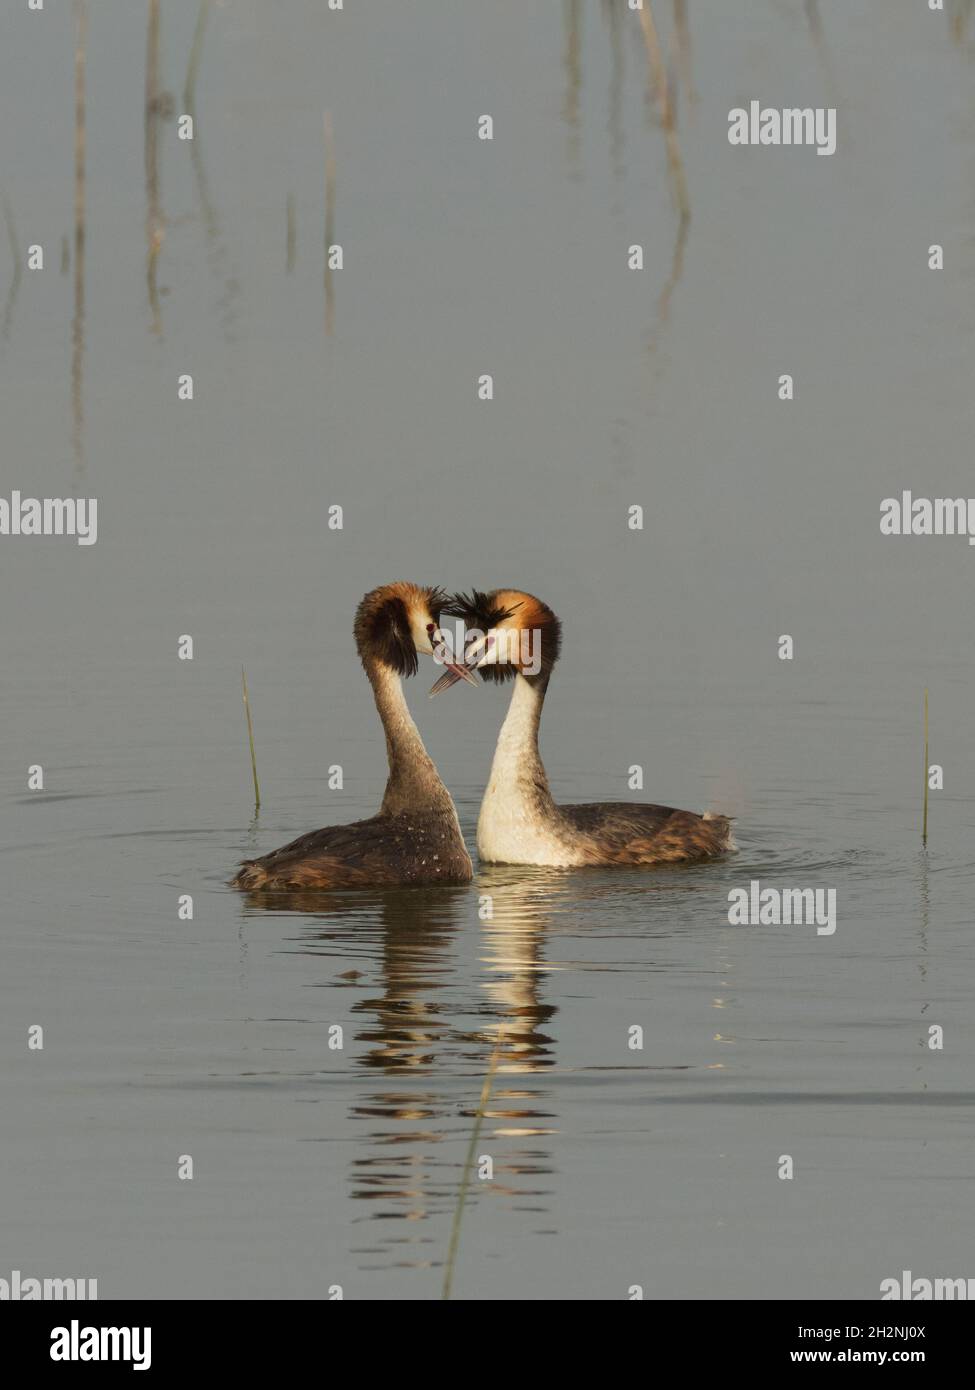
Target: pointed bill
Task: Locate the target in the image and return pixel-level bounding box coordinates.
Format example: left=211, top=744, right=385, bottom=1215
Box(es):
left=428, top=628, right=478, bottom=696
left=428, top=631, right=494, bottom=697
left=429, top=666, right=465, bottom=697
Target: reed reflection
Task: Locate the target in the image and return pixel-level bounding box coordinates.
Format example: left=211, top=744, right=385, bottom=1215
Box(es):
left=71, top=0, right=87, bottom=481
left=602, top=0, right=626, bottom=187
left=952, top=0, right=975, bottom=45
left=673, top=0, right=695, bottom=107
left=581, top=3, right=694, bottom=332
left=144, top=0, right=167, bottom=337
left=183, top=0, right=241, bottom=344
left=1, top=194, right=22, bottom=343
left=562, top=0, right=583, bottom=177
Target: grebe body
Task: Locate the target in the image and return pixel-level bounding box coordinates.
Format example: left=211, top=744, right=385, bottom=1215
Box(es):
left=233, top=583, right=473, bottom=891
left=434, top=589, right=733, bottom=869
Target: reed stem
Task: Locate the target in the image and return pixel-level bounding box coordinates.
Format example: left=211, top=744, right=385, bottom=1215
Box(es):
left=922, top=689, right=928, bottom=846
left=286, top=193, right=296, bottom=272
left=242, top=667, right=261, bottom=813
left=323, top=112, right=336, bottom=334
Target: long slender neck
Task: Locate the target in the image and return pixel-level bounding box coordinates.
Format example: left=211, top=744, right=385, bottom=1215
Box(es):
left=486, top=672, right=555, bottom=810
left=367, top=660, right=451, bottom=816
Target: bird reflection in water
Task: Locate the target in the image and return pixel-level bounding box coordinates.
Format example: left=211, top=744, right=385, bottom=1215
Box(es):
left=241, top=870, right=564, bottom=1275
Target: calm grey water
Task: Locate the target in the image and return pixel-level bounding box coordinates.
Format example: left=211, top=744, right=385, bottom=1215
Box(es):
left=2, top=0, right=974, bottom=1300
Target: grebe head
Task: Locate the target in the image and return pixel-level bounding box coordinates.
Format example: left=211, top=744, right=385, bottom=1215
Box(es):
left=430, top=589, right=562, bottom=695
left=354, top=582, right=477, bottom=683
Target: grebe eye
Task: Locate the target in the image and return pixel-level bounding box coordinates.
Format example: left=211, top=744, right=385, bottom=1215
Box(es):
left=426, top=623, right=436, bottom=633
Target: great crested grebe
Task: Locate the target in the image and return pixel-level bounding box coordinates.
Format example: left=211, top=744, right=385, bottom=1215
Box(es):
left=431, top=589, right=734, bottom=868
left=232, top=582, right=475, bottom=890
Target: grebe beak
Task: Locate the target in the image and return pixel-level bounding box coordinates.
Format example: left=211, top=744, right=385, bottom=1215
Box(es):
left=429, top=628, right=479, bottom=693
left=428, top=633, right=493, bottom=697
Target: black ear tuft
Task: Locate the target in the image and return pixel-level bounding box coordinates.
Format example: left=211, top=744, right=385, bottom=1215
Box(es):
left=443, top=589, right=521, bottom=629
left=478, top=663, right=517, bottom=684
left=377, top=598, right=418, bottom=677
left=425, top=585, right=447, bottom=627
left=440, top=590, right=480, bottom=624
left=544, top=613, right=562, bottom=672
left=355, top=594, right=418, bottom=677
left=443, top=588, right=530, bottom=682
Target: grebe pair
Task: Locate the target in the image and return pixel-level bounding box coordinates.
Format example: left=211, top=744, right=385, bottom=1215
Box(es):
left=232, top=582, right=732, bottom=891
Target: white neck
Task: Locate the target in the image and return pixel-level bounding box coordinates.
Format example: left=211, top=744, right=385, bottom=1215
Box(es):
left=478, top=674, right=567, bottom=864
left=487, top=674, right=547, bottom=786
